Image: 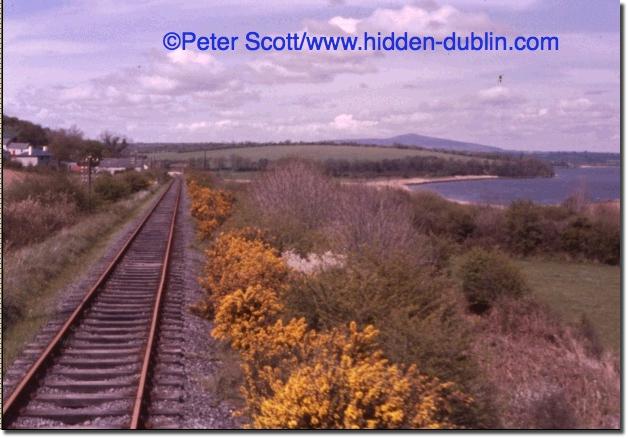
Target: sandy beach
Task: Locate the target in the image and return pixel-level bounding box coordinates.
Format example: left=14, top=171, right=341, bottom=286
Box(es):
left=363, top=175, right=499, bottom=191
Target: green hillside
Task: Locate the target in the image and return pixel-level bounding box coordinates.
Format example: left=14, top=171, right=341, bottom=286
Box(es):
left=149, top=144, right=477, bottom=162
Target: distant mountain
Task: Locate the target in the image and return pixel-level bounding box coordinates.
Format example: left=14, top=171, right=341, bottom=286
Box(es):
left=335, top=134, right=503, bottom=153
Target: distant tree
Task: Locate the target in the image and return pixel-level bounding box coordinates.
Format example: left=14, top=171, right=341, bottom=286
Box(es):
left=48, top=126, right=105, bottom=162
left=48, top=126, right=86, bottom=161
left=82, top=139, right=106, bottom=161
left=100, top=131, right=129, bottom=157
left=3, top=115, right=49, bottom=146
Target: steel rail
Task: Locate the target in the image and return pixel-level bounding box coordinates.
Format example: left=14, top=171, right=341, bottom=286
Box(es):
left=129, top=179, right=181, bottom=429
left=2, top=179, right=176, bottom=427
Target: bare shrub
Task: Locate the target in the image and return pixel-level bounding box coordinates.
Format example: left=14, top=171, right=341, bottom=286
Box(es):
left=249, top=160, right=339, bottom=252
left=472, top=207, right=505, bottom=245
left=472, top=297, right=620, bottom=429
left=587, top=201, right=620, bottom=228
left=326, top=185, right=421, bottom=259
left=530, top=390, right=578, bottom=429
left=249, top=160, right=434, bottom=262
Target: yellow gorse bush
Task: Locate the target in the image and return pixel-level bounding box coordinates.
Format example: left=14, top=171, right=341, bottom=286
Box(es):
left=187, top=179, right=233, bottom=239
left=188, top=177, right=471, bottom=429
left=194, top=229, right=289, bottom=318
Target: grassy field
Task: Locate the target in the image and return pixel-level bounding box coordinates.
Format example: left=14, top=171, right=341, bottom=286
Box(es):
left=150, top=144, right=477, bottom=162
left=514, top=259, right=620, bottom=351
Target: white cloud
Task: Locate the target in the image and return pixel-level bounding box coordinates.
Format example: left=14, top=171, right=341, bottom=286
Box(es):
left=328, top=4, right=495, bottom=37
left=328, top=16, right=360, bottom=34
left=559, top=97, right=593, bottom=112
left=167, top=50, right=221, bottom=68
left=246, top=51, right=376, bottom=84
left=248, top=4, right=495, bottom=86
left=477, top=86, right=525, bottom=105
left=330, top=113, right=378, bottom=131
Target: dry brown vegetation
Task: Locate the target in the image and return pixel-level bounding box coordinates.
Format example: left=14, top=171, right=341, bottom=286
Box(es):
left=3, top=170, right=156, bottom=250
left=248, top=160, right=441, bottom=264
left=472, top=298, right=619, bottom=428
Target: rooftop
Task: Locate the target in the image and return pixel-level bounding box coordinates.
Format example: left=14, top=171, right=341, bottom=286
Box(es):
left=99, top=157, right=144, bottom=168
left=15, top=148, right=51, bottom=157
left=5, top=142, right=31, bottom=150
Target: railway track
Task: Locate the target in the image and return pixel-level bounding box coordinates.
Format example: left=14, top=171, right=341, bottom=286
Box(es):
left=3, top=178, right=184, bottom=429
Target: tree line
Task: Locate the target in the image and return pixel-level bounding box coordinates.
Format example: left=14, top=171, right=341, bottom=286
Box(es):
left=3, top=115, right=129, bottom=162
left=182, top=153, right=554, bottom=178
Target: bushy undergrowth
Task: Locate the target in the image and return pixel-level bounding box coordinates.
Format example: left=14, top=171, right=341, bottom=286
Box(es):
left=94, top=173, right=132, bottom=202
left=187, top=161, right=619, bottom=429
left=4, top=170, right=155, bottom=249
left=285, top=254, right=472, bottom=380
left=410, top=193, right=619, bottom=265
left=4, top=194, right=79, bottom=249
left=188, top=175, right=473, bottom=429
left=93, top=171, right=152, bottom=202
left=5, top=171, right=89, bottom=208
left=460, top=248, right=529, bottom=314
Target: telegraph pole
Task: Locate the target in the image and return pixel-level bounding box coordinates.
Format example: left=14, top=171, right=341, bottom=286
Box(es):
left=84, top=154, right=98, bottom=211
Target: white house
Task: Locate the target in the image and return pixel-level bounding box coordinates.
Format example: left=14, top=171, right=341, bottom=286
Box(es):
left=4, top=142, right=31, bottom=156
left=3, top=142, right=52, bottom=166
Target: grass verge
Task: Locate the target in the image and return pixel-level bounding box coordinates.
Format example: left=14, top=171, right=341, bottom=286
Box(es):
left=3, top=186, right=166, bottom=369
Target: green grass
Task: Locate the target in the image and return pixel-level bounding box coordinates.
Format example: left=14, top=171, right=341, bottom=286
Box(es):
left=514, top=259, right=620, bottom=351
left=150, top=144, right=476, bottom=162
left=451, top=256, right=620, bottom=350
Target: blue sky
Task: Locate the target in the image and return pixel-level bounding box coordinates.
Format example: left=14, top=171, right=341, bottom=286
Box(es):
left=3, top=0, right=620, bottom=151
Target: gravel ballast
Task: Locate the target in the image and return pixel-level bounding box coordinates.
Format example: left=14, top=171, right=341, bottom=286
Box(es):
left=177, top=181, right=242, bottom=429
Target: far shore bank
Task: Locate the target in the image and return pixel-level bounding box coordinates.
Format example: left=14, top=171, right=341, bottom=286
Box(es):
left=362, top=175, right=499, bottom=191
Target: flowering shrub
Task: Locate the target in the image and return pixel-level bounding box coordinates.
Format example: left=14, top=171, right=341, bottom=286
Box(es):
left=187, top=179, right=233, bottom=239
left=212, top=284, right=285, bottom=351
left=187, top=178, right=470, bottom=429
left=254, top=354, right=466, bottom=429
left=207, top=265, right=470, bottom=428
left=213, top=292, right=468, bottom=429
left=194, top=230, right=289, bottom=318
